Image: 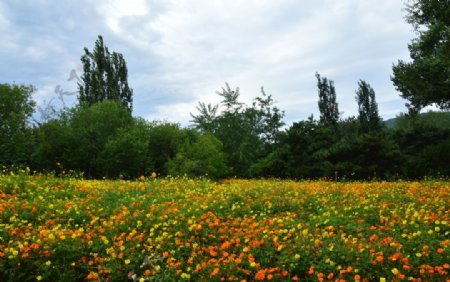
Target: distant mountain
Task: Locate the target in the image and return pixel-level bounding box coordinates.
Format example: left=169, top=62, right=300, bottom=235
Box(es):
left=384, top=117, right=397, bottom=128
left=384, top=111, right=450, bottom=128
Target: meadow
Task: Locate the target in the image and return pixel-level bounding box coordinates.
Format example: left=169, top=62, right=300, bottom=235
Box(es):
left=0, top=172, right=449, bottom=281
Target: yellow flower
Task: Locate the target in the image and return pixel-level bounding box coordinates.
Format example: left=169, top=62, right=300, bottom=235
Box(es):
left=124, top=259, right=131, bottom=265
left=45, top=260, right=51, bottom=266
left=294, top=254, right=301, bottom=259
left=36, top=275, right=43, bottom=281
left=181, top=273, right=191, bottom=279
left=391, top=268, right=399, bottom=275
left=380, top=278, right=386, bottom=282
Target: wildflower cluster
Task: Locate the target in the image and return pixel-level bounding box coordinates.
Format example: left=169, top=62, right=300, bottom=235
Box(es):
left=0, top=174, right=449, bottom=281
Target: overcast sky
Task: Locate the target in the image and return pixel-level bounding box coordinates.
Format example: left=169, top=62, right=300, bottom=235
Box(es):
left=1, top=0, right=417, bottom=126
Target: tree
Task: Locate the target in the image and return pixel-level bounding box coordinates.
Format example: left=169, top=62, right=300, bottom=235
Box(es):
left=191, top=83, right=285, bottom=177
left=33, top=118, right=72, bottom=172
left=78, top=35, right=133, bottom=111
left=329, top=130, right=402, bottom=180
left=167, top=133, right=227, bottom=179
left=316, top=73, right=339, bottom=126
left=286, top=117, right=337, bottom=178
left=392, top=0, right=450, bottom=111
left=190, top=102, right=219, bottom=133
left=146, top=122, right=189, bottom=176
left=99, top=118, right=153, bottom=179
left=66, top=101, right=133, bottom=178
left=355, top=80, right=382, bottom=132
left=393, top=112, right=450, bottom=178
left=0, top=83, right=36, bottom=165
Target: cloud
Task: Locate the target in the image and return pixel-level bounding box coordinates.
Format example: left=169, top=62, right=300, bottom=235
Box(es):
left=0, top=0, right=415, bottom=126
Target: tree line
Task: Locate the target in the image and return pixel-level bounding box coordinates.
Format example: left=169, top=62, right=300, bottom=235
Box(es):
left=1, top=0, right=449, bottom=180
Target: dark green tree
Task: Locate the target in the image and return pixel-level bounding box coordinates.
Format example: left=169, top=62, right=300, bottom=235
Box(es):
left=66, top=101, right=133, bottom=178
left=393, top=112, right=450, bottom=178
left=329, top=130, right=402, bottom=180
left=191, top=83, right=284, bottom=177
left=316, top=73, right=339, bottom=126
left=277, top=116, right=336, bottom=179
left=355, top=80, right=382, bottom=132
left=146, top=122, right=189, bottom=176
left=167, top=133, right=227, bottom=179
left=78, top=35, right=133, bottom=111
left=0, top=83, right=36, bottom=165
left=33, top=117, right=72, bottom=172
left=99, top=118, right=153, bottom=179
left=392, top=0, right=450, bottom=111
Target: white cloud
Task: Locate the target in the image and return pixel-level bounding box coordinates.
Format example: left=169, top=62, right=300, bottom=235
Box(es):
left=97, top=0, right=149, bottom=33
left=1, top=0, right=416, bottom=125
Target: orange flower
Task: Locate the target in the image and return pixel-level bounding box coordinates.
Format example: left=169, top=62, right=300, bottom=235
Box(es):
left=376, top=255, right=384, bottom=263
left=355, top=274, right=361, bottom=281
left=390, top=253, right=401, bottom=261
left=255, top=270, right=266, bottom=280
left=86, top=271, right=99, bottom=280
left=163, top=251, right=169, bottom=258
left=221, top=241, right=231, bottom=250
left=210, top=268, right=220, bottom=277
left=209, top=249, right=218, bottom=257
left=317, top=272, right=324, bottom=281
left=347, top=266, right=353, bottom=273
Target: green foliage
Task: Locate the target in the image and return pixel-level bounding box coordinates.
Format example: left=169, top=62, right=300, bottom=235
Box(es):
left=394, top=113, right=450, bottom=178
left=329, top=130, right=402, bottom=180
left=280, top=117, right=336, bottom=179
left=167, top=133, right=228, bottom=179
left=316, top=73, right=339, bottom=126
left=78, top=35, right=133, bottom=111
left=355, top=80, right=382, bottom=133
left=0, top=83, right=36, bottom=165
left=191, top=83, right=284, bottom=177
left=65, top=101, right=133, bottom=178
left=145, top=122, right=188, bottom=176
left=33, top=118, right=72, bottom=172
left=99, top=118, right=153, bottom=179
left=392, top=0, right=450, bottom=110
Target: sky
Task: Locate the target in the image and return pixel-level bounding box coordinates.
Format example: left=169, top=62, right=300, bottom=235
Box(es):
left=0, top=0, right=418, bottom=126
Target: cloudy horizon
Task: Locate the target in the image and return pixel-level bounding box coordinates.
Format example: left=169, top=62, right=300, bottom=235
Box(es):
left=1, top=0, right=422, bottom=126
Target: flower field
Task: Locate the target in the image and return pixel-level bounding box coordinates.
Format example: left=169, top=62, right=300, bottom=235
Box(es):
left=0, top=173, right=449, bottom=281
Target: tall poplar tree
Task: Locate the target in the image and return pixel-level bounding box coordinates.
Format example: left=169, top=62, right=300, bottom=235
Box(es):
left=355, top=80, right=381, bottom=132
left=316, top=73, right=339, bottom=126
left=78, top=35, right=133, bottom=111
